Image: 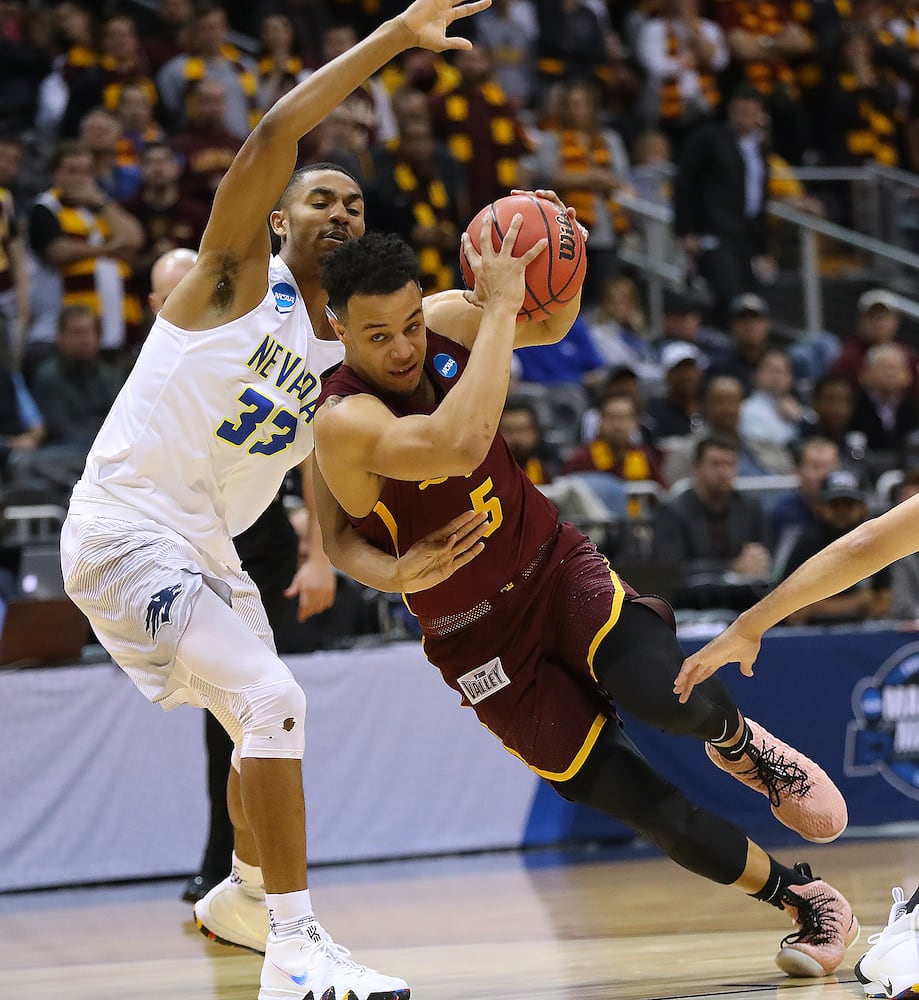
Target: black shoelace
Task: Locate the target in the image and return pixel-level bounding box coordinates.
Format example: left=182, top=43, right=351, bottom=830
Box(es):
left=742, top=742, right=811, bottom=806
left=782, top=883, right=840, bottom=947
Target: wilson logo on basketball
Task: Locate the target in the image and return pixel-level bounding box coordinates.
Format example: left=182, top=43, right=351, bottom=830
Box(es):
left=555, top=213, right=576, bottom=261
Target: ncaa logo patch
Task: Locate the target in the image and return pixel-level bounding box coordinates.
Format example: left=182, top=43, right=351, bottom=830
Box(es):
left=846, top=640, right=919, bottom=799
left=272, top=282, right=297, bottom=314
left=433, top=352, right=458, bottom=378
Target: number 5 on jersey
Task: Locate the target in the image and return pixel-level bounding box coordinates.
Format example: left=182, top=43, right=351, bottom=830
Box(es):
left=470, top=477, right=503, bottom=537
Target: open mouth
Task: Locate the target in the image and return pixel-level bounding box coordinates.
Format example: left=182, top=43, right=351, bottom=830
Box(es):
left=391, top=362, right=417, bottom=379
left=321, top=231, right=348, bottom=244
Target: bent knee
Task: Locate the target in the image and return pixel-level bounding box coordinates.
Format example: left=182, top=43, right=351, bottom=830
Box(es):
left=240, top=676, right=307, bottom=759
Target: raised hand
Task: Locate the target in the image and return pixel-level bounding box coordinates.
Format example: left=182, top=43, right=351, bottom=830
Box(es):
left=398, top=0, right=492, bottom=53
left=461, top=212, right=547, bottom=314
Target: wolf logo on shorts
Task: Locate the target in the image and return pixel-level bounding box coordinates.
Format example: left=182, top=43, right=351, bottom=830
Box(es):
left=145, top=583, right=184, bottom=640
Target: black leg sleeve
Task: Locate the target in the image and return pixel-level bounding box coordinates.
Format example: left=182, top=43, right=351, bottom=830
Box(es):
left=553, top=721, right=750, bottom=885
left=593, top=601, right=740, bottom=743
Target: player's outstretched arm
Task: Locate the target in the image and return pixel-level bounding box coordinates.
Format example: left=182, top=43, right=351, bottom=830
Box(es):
left=200, top=0, right=490, bottom=264
left=313, top=461, right=489, bottom=592
left=673, top=492, right=919, bottom=702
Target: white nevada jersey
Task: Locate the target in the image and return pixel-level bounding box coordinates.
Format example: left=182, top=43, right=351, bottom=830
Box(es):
left=69, top=256, right=343, bottom=568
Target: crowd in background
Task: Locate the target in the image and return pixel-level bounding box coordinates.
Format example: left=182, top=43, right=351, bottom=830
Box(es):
left=3, top=0, right=919, bottom=640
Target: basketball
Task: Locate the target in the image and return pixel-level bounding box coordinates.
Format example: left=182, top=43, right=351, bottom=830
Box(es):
left=460, top=194, right=587, bottom=321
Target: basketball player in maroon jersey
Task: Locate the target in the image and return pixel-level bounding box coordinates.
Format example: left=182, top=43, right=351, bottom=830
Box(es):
left=312, top=224, right=859, bottom=978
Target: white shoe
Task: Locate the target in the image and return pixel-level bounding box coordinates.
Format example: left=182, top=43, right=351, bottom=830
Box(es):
left=260, top=921, right=410, bottom=1000
left=854, top=887, right=919, bottom=998
left=194, top=874, right=270, bottom=954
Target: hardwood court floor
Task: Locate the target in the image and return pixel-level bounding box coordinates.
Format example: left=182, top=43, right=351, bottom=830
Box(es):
left=0, top=837, right=914, bottom=1000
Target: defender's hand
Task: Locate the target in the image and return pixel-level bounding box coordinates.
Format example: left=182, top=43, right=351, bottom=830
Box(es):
left=398, top=0, right=492, bottom=53
left=673, top=621, right=762, bottom=703
left=285, top=555, right=337, bottom=621
left=511, top=188, right=590, bottom=244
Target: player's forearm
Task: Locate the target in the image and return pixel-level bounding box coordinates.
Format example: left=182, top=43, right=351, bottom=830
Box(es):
left=737, top=515, right=907, bottom=637
left=259, top=19, right=411, bottom=147
left=311, top=459, right=404, bottom=591
left=522, top=289, right=581, bottom=346
left=429, top=300, right=520, bottom=468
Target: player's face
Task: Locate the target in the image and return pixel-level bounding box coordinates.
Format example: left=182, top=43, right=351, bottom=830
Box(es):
left=340, top=281, right=427, bottom=397
left=274, top=170, right=365, bottom=269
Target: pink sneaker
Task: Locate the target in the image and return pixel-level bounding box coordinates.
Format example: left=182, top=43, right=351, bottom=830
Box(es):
left=705, top=719, right=847, bottom=843
left=776, top=864, right=860, bottom=977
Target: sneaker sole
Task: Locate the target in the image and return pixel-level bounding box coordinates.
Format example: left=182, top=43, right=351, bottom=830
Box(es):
left=775, top=919, right=860, bottom=978
left=339, top=991, right=411, bottom=1000
left=194, top=914, right=266, bottom=955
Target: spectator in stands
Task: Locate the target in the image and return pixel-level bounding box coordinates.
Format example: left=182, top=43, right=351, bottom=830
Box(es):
left=713, top=0, right=811, bottom=162
left=888, top=467, right=919, bottom=619
left=584, top=274, right=661, bottom=386
left=143, top=0, right=195, bottom=74
left=29, top=141, right=145, bottom=356
left=0, top=347, right=45, bottom=484
left=0, top=0, right=51, bottom=137
left=30, top=304, right=122, bottom=455
left=663, top=374, right=784, bottom=483
left=832, top=288, right=919, bottom=394
left=78, top=109, right=144, bottom=205
left=513, top=312, right=604, bottom=387
left=156, top=2, right=258, bottom=138
left=366, top=116, right=464, bottom=293
left=307, top=22, right=397, bottom=146
left=674, top=88, right=775, bottom=328
left=255, top=12, right=307, bottom=117
left=781, top=468, right=891, bottom=622
left=564, top=392, right=666, bottom=489
left=769, top=436, right=840, bottom=576
left=738, top=346, right=802, bottom=459
left=850, top=342, right=919, bottom=454
left=707, top=293, right=773, bottom=395
left=35, top=1, right=96, bottom=136
left=628, top=129, right=674, bottom=208
left=171, top=78, right=245, bottom=209
left=114, top=82, right=169, bottom=173
left=658, top=288, right=731, bottom=359
left=0, top=139, right=29, bottom=369
left=428, top=45, right=530, bottom=215
left=531, top=78, right=631, bottom=303
left=471, top=0, right=539, bottom=112
left=653, top=434, right=772, bottom=611
left=770, top=436, right=840, bottom=539
left=581, top=363, right=659, bottom=443
left=499, top=396, right=557, bottom=485
left=123, top=142, right=209, bottom=320
left=533, top=0, right=623, bottom=99
left=634, top=0, right=728, bottom=153
left=647, top=342, right=704, bottom=441
left=822, top=24, right=899, bottom=169
left=799, top=372, right=869, bottom=468
left=61, top=13, right=157, bottom=140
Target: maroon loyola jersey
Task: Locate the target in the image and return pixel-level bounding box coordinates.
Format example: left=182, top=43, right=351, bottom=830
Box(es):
left=318, top=329, right=560, bottom=621
left=319, top=329, right=642, bottom=778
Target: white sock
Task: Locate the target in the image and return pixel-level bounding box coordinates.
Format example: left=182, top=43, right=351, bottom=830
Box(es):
left=231, top=852, right=265, bottom=899
left=266, top=889, right=315, bottom=937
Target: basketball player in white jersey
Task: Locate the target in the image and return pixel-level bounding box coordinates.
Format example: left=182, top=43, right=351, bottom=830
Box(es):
left=59, top=3, right=491, bottom=999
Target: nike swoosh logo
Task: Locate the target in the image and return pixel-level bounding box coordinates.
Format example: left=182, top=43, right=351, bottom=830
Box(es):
left=883, top=978, right=894, bottom=996
left=268, top=961, right=308, bottom=986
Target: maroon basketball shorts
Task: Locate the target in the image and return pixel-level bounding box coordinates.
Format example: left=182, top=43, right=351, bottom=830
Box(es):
left=421, top=522, right=630, bottom=779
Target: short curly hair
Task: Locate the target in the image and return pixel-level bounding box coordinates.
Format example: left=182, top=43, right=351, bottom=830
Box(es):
left=321, top=232, right=421, bottom=314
